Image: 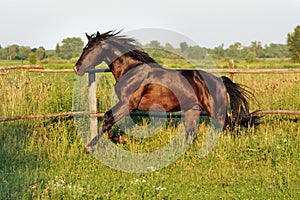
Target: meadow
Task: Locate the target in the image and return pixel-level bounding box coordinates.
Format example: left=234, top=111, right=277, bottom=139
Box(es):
left=0, top=59, right=299, bottom=199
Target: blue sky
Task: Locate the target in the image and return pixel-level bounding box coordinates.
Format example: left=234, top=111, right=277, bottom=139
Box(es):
left=1, top=0, right=299, bottom=49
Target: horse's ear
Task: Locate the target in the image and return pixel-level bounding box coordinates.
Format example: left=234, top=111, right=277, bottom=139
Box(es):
left=85, top=33, right=91, bottom=40
left=96, top=31, right=101, bottom=38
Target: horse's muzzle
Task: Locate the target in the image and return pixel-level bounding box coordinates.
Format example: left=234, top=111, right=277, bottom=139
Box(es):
left=73, top=66, right=78, bottom=75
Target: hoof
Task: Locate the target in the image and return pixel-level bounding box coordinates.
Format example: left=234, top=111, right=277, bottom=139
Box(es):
left=85, top=146, right=94, bottom=154
left=112, top=136, right=126, bottom=144
left=119, top=136, right=126, bottom=144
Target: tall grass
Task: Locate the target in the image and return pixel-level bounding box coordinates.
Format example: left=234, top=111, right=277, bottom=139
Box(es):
left=0, top=63, right=299, bottom=199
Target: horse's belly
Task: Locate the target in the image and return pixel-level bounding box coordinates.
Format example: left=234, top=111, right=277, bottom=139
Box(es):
left=135, top=84, right=181, bottom=112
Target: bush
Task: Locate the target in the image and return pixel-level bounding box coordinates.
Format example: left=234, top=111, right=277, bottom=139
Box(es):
left=28, top=52, right=38, bottom=64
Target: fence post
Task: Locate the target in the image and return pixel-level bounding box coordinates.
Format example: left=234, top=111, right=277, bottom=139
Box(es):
left=88, top=71, right=97, bottom=139
left=229, top=59, right=234, bottom=81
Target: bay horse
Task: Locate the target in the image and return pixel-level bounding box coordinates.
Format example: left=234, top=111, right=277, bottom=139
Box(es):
left=74, top=31, right=258, bottom=150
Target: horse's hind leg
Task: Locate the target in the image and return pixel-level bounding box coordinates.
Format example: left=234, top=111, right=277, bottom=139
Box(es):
left=184, top=105, right=201, bottom=144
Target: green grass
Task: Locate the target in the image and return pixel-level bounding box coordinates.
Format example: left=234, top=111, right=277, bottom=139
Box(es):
left=0, top=60, right=299, bottom=199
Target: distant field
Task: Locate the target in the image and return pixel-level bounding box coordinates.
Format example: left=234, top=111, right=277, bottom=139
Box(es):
left=0, top=59, right=299, bottom=199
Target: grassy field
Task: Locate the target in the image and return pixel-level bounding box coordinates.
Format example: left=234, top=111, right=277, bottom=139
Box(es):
left=0, top=59, right=300, bottom=199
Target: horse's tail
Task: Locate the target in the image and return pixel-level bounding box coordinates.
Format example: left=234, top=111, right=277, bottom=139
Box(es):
left=221, top=76, right=260, bottom=128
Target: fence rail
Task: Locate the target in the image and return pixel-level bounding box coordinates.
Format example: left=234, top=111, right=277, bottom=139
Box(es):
left=1, top=110, right=300, bottom=123
left=0, top=66, right=299, bottom=124
left=2, top=66, right=300, bottom=75
left=26, top=68, right=300, bottom=74
left=205, top=68, right=300, bottom=74
left=0, top=111, right=92, bottom=122
left=0, top=65, right=44, bottom=70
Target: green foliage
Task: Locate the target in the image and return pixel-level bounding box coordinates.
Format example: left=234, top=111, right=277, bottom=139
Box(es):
left=186, top=45, right=207, bottom=60
left=212, top=44, right=225, bottom=59
left=287, top=25, right=300, bottom=62
left=28, top=52, right=38, bottom=64
left=165, top=42, right=175, bottom=52
left=145, top=40, right=162, bottom=49
left=59, top=37, right=84, bottom=59
left=55, top=43, right=60, bottom=54
left=180, top=42, right=188, bottom=53
left=18, top=46, right=31, bottom=60
left=263, top=43, right=289, bottom=58
left=142, top=40, right=290, bottom=63
left=6, top=45, right=18, bottom=60
left=250, top=41, right=263, bottom=58
left=44, top=50, right=57, bottom=58
left=35, top=47, right=46, bottom=60
left=0, top=45, right=47, bottom=61
left=0, top=45, right=4, bottom=59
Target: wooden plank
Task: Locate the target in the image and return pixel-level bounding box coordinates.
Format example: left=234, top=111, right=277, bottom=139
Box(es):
left=29, top=69, right=74, bottom=73
left=0, top=65, right=44, bottom=70
left=0, top=111, right=91, bottom=122
left=1, top=109, right=300, bottom=123
left=28, top=68, right=300, bottom=74
left=254, top=110, right=300, bottom=115
left=29, top=68, right=111, bottom=73
left=204, top=68, right=300, bottom=74
left=88, top=71, right=98, bottom=139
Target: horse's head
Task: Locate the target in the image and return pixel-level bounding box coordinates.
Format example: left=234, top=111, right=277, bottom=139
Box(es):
left=74, top=30, right=157, bottom=78
left=74, top=31, right=108, bottom=76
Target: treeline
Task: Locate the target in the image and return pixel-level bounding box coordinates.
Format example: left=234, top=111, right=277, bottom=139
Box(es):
left=0, top=45, right=47, bottom=64
left=209, top=42, right=289, bottom=61
left=0, top=37, right=292, bottom=63
left=143, top=40, right=290, bottom=62
left=0, top=37, right=84, bottom=64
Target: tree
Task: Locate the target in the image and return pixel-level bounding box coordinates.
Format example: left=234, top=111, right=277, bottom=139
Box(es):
left=45, top=50, right=58, bottom=58
left=186, top=46, right=207, bottom=60
left=6, top=45, right=18, bottom=60
left=287, top=25, right=300, bottom=62
left=0, top=45, right=4, bottom=59
left=180, top=42, right=188, bottom=53
left=250, top=41, right=263, bottom=58
left=60, top=37, right=84, bottom=59
left=28, top=52, right=38, bottom=64
left=147, top=40, right=162, bottom=49
left=55, top=43, right=60, bottom=54
left=164, top=43, right=175, bottom=52
left=36, top=46, right=46, bottom=60
left=18, top=46, right=31, bottom=60
left=213, top=44, right=225, bottom=59
left=263, top=43, right=289, bottom=58
left=225, top=42, right=242, bottom=59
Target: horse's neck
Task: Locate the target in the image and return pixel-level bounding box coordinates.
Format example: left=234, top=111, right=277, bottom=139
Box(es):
left=108, top=56, right=143, bottom=81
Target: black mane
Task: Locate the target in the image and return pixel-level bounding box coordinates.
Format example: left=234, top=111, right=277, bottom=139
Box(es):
left=94, top=30, right=157, bottom=64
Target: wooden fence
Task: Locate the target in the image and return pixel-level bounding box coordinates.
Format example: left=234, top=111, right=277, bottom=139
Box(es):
left=28, top=67, right=300, bottom=75
left=1, top=65, right=300, bottom=133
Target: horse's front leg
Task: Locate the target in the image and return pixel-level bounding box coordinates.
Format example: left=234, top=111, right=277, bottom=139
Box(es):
left=86, top=101, right=129, bottom=150
left=102, top=109, right=125, bottom=143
